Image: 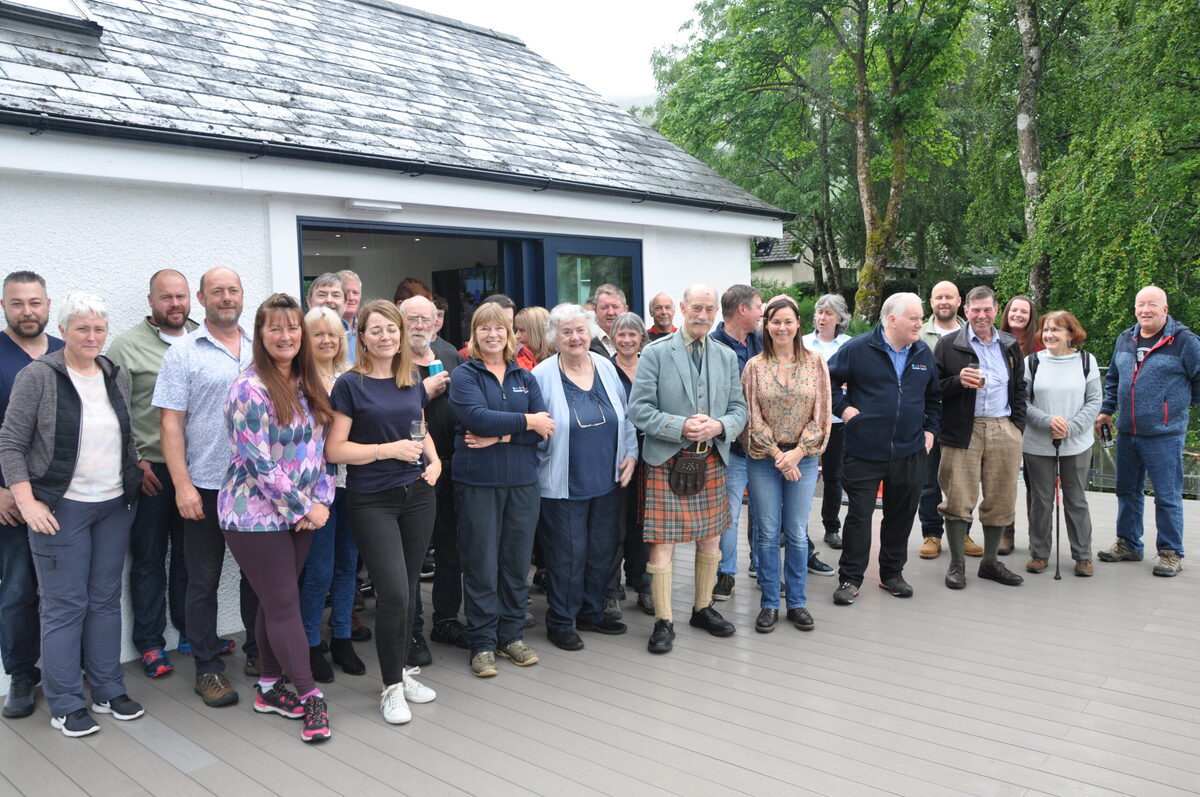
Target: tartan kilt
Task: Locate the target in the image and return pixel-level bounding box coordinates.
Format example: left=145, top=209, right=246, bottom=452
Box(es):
left=642, top=452, right=730, bottom=544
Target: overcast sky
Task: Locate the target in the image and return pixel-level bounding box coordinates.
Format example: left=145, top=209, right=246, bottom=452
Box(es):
left=401, top=0, right=700, bottom=108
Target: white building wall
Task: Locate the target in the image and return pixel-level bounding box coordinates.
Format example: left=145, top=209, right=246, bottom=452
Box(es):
left=0, top=131, right=781, bottom=694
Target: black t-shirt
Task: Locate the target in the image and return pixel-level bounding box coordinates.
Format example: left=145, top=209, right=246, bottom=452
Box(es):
left=1136, top=330, right=1162, bottom=364
left=330, top=372, right=428, bottom=493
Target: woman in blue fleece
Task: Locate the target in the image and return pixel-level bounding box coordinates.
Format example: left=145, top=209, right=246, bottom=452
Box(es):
left=450, top=302, right=555, bottom=677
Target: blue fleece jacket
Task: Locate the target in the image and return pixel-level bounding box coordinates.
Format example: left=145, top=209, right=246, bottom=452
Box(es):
left=1101, top=315, right=1200, bottom=437
left=449, top=358, right=547, bottom=487
left=827, top=324, right=942, bottom=462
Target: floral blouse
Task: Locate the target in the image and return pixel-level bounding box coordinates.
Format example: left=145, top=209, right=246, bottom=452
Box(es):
left=739, top=352, right=832, bottom=460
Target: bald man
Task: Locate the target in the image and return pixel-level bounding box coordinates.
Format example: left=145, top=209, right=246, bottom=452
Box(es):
left=1096, top=286, right=1200, bottom=577
left=916, top=281, right=981, bottom=560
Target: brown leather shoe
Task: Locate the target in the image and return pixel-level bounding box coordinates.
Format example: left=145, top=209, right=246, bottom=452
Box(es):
left=1026, top=558, right=1047, bottom=574
left=945, top=563, right=966, bottom=590
left=998, top=526, right=1015, bottom=556
left=1074, top=559, right=1094, bottom=577
left=919, top=536, right=941, bottom=559
left=978, top=560, right=1024, bottom=586
left=963, top=535, right=983, bottom=557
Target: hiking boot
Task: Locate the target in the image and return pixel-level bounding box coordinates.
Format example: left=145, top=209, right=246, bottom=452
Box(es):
left=470, top=650, right=497, bottom=677
left=194, top=673, right=238, bottom=707
left=1074, top=559, right=1094, bottom=577
left=998, top=525, right=1016, bottom=556
left=1153, top=550, right=1183, bottom=577
left=301, top=695, right=331, bottom=742
left=254, top=681, right=304, bottom=718
left=712, top=573, right=735, bottom=600
left=1026, top=558, right=1048, bottom=574
left=1098, top=538, right=1143, bottom=562
left=919, top=536, right=941, bottom=559
left=963, top=535, right=983, bottom=557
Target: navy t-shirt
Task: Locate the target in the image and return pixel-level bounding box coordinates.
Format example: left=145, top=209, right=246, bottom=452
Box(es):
left=563, top=372, right=618, bottom=500
left=330, top=372, right=428, bottom=494
left=0, top=332, right=64, bottom=488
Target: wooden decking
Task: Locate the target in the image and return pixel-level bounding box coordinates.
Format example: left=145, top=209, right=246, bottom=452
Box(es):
left=1, top=489, right=1198, bottom=797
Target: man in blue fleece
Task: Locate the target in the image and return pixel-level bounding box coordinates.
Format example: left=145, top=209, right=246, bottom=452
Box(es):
left=1095, top=286, right=1200, bottom=577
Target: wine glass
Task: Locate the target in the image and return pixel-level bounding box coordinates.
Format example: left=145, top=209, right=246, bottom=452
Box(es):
left=410, top=420, right=427, bottom=464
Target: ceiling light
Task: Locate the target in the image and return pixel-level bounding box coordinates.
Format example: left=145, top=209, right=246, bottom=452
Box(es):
left=344, top=199, right=404, bottom=213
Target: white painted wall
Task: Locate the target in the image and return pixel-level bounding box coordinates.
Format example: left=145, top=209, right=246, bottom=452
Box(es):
left=0, top=131, right=781, bottom=696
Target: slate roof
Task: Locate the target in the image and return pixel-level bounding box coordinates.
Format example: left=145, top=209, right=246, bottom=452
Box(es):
left=0, top=0, right=786, bottom=218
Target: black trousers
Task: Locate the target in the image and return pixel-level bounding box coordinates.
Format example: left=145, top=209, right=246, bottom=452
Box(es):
left=837, top=449, right=926, bottom=586
left=182, top=489, right=259, bottom=674
left=819, top=423, right=846, bottom=535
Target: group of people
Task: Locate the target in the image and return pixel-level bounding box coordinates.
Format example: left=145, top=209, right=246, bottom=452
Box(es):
left=0, top=266, right=1196, bottom=745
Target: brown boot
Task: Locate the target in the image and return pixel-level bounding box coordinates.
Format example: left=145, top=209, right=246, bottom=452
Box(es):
left=962, top=535, right=983, bottom=557
left=998, top=525, right=1015, bottom=556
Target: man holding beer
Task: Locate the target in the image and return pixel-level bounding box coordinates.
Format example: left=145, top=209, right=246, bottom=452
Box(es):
left=933, top=286, right=1028, bottom=590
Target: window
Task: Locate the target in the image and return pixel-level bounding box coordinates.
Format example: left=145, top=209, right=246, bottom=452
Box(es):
left=0, top=0, right=102, bottom=35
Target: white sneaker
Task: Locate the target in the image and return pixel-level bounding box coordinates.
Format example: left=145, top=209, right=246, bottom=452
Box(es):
left=403, top=667, right=436, bottom=704
left=379, top=682, right=411, bottom=724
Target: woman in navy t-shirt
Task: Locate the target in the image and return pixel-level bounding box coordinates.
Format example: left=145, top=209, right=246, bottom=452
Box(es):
left=325, top=300, right=438, bottom=726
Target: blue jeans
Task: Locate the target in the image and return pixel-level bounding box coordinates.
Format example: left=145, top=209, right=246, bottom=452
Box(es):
left=128, top=462, right=188, bottom=653
left=28, top=497, right=134, bottom=716
left=0, top=521, right=39, bottom=681
left=541, top=490, right=621, bottom=631
left=300, top=489, right=357, bottom=645
left=1116, top=433, right=1185, bottom=556
left=719, top=450, right=752, bottom=576
left=748, top=454, right=817, bottom=609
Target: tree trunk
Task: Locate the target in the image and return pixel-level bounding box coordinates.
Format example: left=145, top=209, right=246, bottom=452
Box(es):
left=850, top=6, right=886, bottom=323
left=1015, top=0, right=1050, bottom=307
left=914, top=224, right=929, bottom=297
left=809, top=228, right=827, bottom=295
left=816, top=112, right=844, bottom=296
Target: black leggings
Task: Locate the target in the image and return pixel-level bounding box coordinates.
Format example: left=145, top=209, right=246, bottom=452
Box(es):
left=348, top=480, right=436, bottom=686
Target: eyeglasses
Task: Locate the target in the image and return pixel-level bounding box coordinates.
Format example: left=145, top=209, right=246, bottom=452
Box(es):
left=405, top=316, right=434, bottom=327
left=571, top=393, right=608, bottom=429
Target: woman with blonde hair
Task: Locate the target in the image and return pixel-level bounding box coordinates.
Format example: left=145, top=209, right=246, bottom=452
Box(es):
left=325, top=300, right=440, bottom=725
left=515, top=306, right=553, bottom=364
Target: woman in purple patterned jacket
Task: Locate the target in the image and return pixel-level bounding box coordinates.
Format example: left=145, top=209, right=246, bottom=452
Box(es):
left=219, top=293, right=335, bottom=743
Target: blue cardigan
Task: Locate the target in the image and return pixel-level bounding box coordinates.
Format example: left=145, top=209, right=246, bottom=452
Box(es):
left=1101, top=315, right=1200, bottom=437
left=533, top=353, right=638, bottom=500
left=449, top=358, right=546, bottom=487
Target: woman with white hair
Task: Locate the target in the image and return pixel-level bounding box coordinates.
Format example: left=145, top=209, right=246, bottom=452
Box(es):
left=532, top=304, right=637, bottom=651
left=0, top=292, right=143, bottom=738
left=802, top=293, right=853, bottom=551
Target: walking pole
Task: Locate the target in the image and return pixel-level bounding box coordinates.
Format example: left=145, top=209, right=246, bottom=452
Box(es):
left=1053, top=437, right=1063, bottom=580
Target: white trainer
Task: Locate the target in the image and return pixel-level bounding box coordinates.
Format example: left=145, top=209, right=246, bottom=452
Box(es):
left=403, top=667, right=436, bottom=704
left=379, top=682, right=411, bottom=724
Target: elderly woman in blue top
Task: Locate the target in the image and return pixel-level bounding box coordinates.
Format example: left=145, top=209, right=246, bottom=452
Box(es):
left=219, top=294, right=335, bottom=742
left=450, top=302, right=555, bottom=678
left=0, top=292, right=142, bottom=738
left=533, top=304, right=637, bottom=651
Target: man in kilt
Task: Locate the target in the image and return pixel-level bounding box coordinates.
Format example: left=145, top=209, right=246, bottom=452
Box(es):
left=628, top=284, right=749, bottom=654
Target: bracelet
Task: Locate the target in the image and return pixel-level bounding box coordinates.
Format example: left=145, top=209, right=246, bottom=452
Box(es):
left=374, top=443, right=380, bottom=461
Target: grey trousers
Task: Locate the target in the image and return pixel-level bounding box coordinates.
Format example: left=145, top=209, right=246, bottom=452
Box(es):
left=1024, top=450, right=1093, bottom=560
left=28, top=496, right=134, bottom=716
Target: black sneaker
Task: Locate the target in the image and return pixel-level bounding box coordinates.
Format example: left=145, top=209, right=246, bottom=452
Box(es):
left=92, top=694, right=144, bottom=720
left=879, top=575, right=914, bottom=598
left=430, top=619, right=469, bottom=649
left=51, top=708, right=99, bottom=737
left=420, top=552, right=436, bottom=580
left=2, top=672, right=37, bottom=718
left=407, top=632, right=433, bottom=667
left=808, top=553, right=835, bottom=576
left=712, top=573, right=735, bottom=601
left=254, top=681, right=304, bottom=718
left=576, top=617, right=627, bottom=635
left=833, top=581, right=859, bottom=605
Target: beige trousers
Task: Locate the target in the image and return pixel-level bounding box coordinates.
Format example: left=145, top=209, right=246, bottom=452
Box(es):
left=938, top=417, right=1022, bottom=527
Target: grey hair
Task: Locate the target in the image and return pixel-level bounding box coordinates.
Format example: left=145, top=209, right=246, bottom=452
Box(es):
left=58, top=291, right=108, bottom=327
left=546, top=303, right=591, bottom=351
left=306, top=272, right=344, bottom=301
left=610, top=311, right=648, bottom=350
left=965, top=285, right=997, bottom=307
left=814, top=293, right=850, bottom=336
left=335, top=269, right=361, bottom=285
left=593, top=284, right=627, bottom=306
left=881, top=292, right=923, bottom=321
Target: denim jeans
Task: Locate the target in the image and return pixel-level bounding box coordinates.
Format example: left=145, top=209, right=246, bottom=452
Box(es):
left=28, top=497, right=134, bottom=716
left=748, top=455, right=816, bottom=609
left=0, top=521, right=39, bottom=680
left=1115, top=433, right=1185, bottom=556
left=299, top=489, right=357, bottom=646
left=128, top=461, right=188, bottom=653
left=541, top=489, right=621, bottom=631
left=719, top=450, right=751, bottom=576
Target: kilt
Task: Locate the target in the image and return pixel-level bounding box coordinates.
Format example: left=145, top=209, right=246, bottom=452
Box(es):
left=643, top=452, right=730, bottom=544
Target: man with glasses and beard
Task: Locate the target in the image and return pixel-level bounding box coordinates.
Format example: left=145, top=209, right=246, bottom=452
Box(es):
left=0, top=271, right=63, bottom=719
left=107, top=271, right=198, bottom=681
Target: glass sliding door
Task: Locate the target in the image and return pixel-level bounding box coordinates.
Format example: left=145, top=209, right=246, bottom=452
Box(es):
left=541, top=236, right=642, bottom=313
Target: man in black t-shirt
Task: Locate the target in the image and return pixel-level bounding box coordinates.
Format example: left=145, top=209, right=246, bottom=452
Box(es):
left=400, top=296, right=467, bottom=655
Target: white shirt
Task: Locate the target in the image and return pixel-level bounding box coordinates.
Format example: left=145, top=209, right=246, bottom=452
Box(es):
left=64, top=367, right=123, bottom=502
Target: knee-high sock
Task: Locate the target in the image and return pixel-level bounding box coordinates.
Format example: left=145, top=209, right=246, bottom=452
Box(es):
left=945, top=519, right=969, bottom=567
left=646, top=562, right=672, bottom=623
left=694, top=550, right=721, bottom=611
left=982, top=525, right=1003, bottom=565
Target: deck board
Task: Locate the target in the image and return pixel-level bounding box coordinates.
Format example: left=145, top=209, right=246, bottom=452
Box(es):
left=1, top=488, right=1197, bottom=795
